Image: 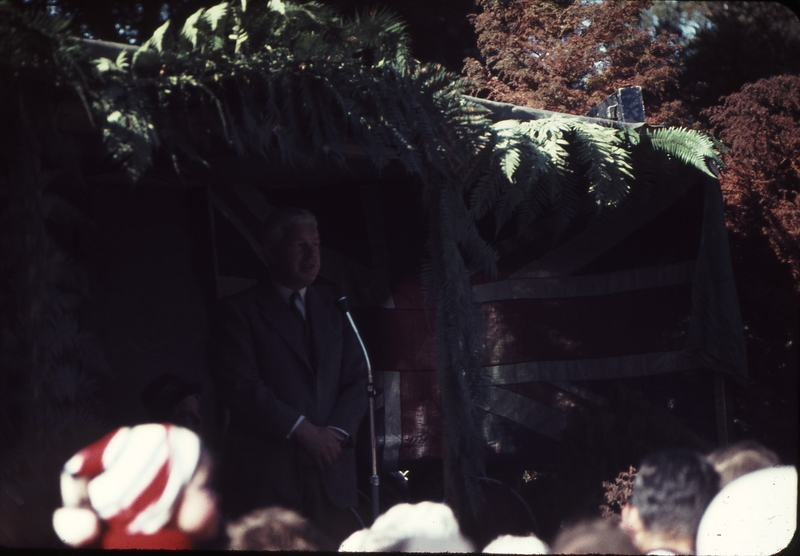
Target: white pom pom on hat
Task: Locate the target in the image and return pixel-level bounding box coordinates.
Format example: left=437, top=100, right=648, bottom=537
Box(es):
left=53, top=423, right=202, bottom=544
left=52, top=507, right=101, bottom=547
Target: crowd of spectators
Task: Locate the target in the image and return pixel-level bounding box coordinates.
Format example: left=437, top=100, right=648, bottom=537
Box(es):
left=50, top=427, right=795, bottom=554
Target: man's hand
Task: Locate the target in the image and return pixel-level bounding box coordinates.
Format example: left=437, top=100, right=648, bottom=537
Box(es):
left=293, top=420, right=345, bottom=470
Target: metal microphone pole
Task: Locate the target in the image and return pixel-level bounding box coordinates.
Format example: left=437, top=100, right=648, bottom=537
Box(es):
left=337, top=296, right=380, bottom=523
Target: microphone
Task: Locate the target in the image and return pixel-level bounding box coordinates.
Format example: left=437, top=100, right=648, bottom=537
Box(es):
left=335, top=296, right=351, bottom=314
left=337, top=295, right=381, bottom=522
left=336, top=296, right=372, bottom=380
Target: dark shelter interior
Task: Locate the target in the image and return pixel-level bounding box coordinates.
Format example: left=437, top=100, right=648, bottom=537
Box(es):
left=57, top=132, right=743, bottom=541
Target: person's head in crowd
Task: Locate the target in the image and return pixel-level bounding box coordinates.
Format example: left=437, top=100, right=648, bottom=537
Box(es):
left=141, top=372, right=203, bottom=433
left=696, top=465, right=797, bottom=556
left=705, top=440, right=780, bottom=488
left=260, top=207, right=320, bottom=290
left=338, top=501, right=474, bottom=552
left=477, top=476, right=541, bottom=546
left=52, top=424, right=219, bottom=549
left=482, top=533, right=549, bottom=554
left=551, top=518, right=638, bottom=554
left=620, top=449, right=719, bottom=555
left=226, top=506, right=335, bottom=551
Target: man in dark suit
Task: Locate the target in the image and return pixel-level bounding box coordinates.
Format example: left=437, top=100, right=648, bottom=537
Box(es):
left=212, top=207, right=367, bottom=542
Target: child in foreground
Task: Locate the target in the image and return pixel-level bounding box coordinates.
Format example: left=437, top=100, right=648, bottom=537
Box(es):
left=52, top=423, right=219, bottom=549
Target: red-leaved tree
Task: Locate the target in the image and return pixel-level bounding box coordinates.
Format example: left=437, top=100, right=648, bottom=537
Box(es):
left=682, top=2, right=800, bottom=118
left=703, top=75, right=800, bottom=460
left=706, top=75, right=800, bottom=292
left=463, top=0, right=690, bottom=125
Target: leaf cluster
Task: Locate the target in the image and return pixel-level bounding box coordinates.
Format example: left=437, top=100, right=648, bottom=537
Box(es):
left=81, top=0, right=423, bottom=179
left=701, top=75, right=800, bottom=463
left=469, top=117, right=720, bottom=244
left=0, top=0, right=93, bottom=118
left=464, top=0, right=690, bottom=126
left=599, top=465, right=636, bottom=518
left=680, top=2, right=800, bottom=118
left=705, top=75, right=800, bottom=288
left=471, top=117, right=634, bottom=239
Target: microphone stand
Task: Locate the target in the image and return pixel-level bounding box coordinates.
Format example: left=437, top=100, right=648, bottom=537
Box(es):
left=337, top=296, right=380, bottom=523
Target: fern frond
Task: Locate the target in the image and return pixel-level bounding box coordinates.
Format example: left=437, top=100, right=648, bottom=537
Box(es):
left=114, top=50, right=131, bottom=71
left=345, top=6, right=412, bottom=70
left=141, top=20, right=171, bottom=52
left=203, top=2, right=230, bottom=32
left=180, top=8, right=205, bottom=50
left=468, top=170, right=502, bottom=221
left=645, top=127, right=722, bottom=178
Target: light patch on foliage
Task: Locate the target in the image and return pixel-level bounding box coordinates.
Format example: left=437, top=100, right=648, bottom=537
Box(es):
left=268, top=0, right=286, bottom=15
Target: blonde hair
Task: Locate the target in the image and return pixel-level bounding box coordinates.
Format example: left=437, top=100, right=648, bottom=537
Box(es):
left=226, top=506, right=334, bottom=551
left=706, top=440, right=780, bottom=488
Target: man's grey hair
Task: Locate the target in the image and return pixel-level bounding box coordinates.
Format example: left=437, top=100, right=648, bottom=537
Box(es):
left=706, top=440, right=780, bottom=488
left=259, top=207, right=317, bottom=252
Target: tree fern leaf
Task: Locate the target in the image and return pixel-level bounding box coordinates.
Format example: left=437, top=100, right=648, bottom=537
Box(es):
left=203, top=2, right=229, bottom=32
left=132, top=41, right=162, bottom=75
left=646, top=127, right=722, bottom=177
left=500, top=146, right=520, bottom=183
left=268, top=0, right=287, bottom=16
left=567, top=122, right=633, bottom=208
left=141, top=20, right=171, bottom=52
left=115, top=50, right=130, bottom=71
left=92, top=57, right=118, bottom=73
left=181, top=8, right=205, bottom=49
left=468, top=171, right=500, bottom=221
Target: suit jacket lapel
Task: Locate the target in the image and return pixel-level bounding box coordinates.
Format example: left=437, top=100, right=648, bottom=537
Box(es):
left=306, top=287, right=331, bottom=373
left=256, top=284, right=313, bottom=372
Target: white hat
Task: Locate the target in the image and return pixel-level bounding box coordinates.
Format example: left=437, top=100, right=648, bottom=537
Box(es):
left=53, top=424, right=201, bottom=546
left=696, top=465, right=797, bottom=555
left=339, top=502, right=474, bottom=552
left=483, top=534, right=549, bottom=554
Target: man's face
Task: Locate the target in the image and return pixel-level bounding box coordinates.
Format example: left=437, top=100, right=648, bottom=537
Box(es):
left=266, top=220, right=321, bottom=290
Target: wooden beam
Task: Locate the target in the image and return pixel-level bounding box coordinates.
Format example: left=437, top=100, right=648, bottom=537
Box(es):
left=463, top=95, right=648, bottom=131
left=714, top=371, right=732, bottom=448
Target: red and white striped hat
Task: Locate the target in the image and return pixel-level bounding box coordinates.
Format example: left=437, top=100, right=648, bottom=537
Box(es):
left=55, top=423, right=201, bottom=544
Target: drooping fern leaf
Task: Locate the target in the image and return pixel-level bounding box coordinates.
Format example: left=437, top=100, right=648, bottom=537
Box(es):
left=644, top=127, right=723, bottom=178
left=568, top=121, right=634, bottom=208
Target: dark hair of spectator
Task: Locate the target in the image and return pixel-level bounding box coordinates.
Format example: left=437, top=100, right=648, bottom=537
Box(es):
left=631, top=449, right=720, bottom=539
left=259, top=207, right=317, bottom=252
left=551, top=518, right=638, bottom=554
left=225, top=506, right=336, bottom=551
left=706, top=440, right=780, bottom=488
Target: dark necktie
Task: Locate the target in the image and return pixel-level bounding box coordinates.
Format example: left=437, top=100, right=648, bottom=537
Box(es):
left=290, top=291, right=313, bottom=367
left=289, top=291, right=306, bottom=328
